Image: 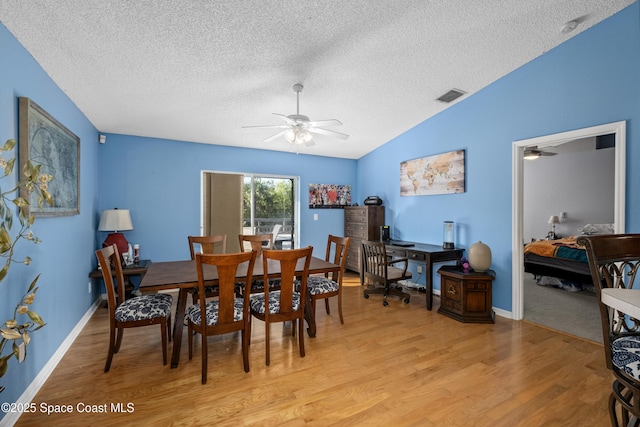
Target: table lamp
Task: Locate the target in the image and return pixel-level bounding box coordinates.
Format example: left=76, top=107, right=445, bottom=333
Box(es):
left=98, top=208, right=133, bottom=254
left=548, top=215, right=560, bottom=239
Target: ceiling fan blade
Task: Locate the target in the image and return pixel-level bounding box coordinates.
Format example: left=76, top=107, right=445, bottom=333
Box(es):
left=308, top=127, right=349, bottom=140
left=242, top=124, right=289, bottom=129
left=307, top=119, right=343, bottom=127
left=262, top=130, right=289, bottom=143
left=272, top=113, right=296, bottom=125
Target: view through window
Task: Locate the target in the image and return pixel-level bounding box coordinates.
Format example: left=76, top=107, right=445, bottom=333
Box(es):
left=243, top=175, right=296, bottom=249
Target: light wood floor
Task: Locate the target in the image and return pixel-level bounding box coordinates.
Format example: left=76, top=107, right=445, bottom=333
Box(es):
left=14, top=273, right=612, bottom=426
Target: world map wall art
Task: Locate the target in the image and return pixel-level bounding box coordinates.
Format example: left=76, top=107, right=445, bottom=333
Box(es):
left=400, top=150, right=465, bottom=196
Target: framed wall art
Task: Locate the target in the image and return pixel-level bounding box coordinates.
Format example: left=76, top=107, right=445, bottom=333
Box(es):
left=400, top=149, right=465, bottom=196
left=308, top=183, right=351, bottom=208
left=19, top=97, right=80, bottom=216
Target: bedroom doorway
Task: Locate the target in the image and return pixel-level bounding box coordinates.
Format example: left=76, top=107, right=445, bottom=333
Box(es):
left=511, top=121, right=626, bottom=324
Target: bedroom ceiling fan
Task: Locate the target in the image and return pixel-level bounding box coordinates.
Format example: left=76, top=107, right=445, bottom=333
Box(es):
left=524, top=146, right=557, bottom=160
left=243, top=84, right=349, bottom=147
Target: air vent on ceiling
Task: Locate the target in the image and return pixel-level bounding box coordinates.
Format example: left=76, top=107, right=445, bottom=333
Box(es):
left=436, top=88, right=466, bottom=103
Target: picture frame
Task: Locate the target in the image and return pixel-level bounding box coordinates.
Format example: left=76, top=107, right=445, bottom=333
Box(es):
left=308, top=183, right=352, bottom=208
left=400, top=149, right=465, bottom=196
left=19, top=97, right=80, bottom=217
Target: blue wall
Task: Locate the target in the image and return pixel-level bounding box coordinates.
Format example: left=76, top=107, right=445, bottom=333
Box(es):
left=1, top=2, right=640, bottom=420
left=0, top=23, right=100, bottom=409
left=97, top=134, right=355, bottom=262
left=357, top=3, right=640, bottom=310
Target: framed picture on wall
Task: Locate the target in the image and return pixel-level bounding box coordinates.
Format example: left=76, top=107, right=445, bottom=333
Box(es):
left=19, top=97, right=80, bottom=217
left=400, top=149, right=465, bottom=196
left=308, top=184, right=352, bottom=208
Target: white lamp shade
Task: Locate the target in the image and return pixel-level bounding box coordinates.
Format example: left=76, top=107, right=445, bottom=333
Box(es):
left=98, top=209, right=133, bottom=232
left=548, top=215, right=560, bottom=224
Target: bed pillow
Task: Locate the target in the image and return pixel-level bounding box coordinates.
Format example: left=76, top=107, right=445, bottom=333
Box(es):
left=578, top=223, right=614, bottom=235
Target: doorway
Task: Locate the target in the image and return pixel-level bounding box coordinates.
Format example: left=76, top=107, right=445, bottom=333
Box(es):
left=201, top=171, right=299, bottom=252
left=511, top=121, right=626, bottom=321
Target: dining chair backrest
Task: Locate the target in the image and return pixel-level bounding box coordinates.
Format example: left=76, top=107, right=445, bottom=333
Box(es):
left=577, top=234, right=640, bottom=369
left=262, top=246, right=312, bottom=317
left=239, top=233, right=273, bottom=256
left=188, top=235, right=227, bottom=260
left=195, top=250, right=256, bottom=327
left=96, top=244, right=126, bottom=313
left=324, top=235, right=350, bottom=283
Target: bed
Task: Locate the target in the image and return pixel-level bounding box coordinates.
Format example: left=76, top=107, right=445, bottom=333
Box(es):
left=523, top=236, right=594, bottom=292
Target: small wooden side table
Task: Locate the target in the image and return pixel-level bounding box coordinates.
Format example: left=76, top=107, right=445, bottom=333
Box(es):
left=89, top=260, right=150, bottom=301
left=437, top=265, right=495, bottom=323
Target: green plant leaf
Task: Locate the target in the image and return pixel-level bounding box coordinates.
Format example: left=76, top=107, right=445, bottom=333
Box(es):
left=0, top=227, right=11, bottom=254
left=0, top=328, right=21, bottom=340
left=27, top=311, right=44, bottom=327
left=0, top=356, right=7, bottom=377
left=12, top=197, right=29, bottom=207
left=0, top=263, right=7, bottom=281
left=3, top=139, right=16, bottom=151
left=3, top=157, right=15, bottom=176
left=27, top=274, right=40, bottom=292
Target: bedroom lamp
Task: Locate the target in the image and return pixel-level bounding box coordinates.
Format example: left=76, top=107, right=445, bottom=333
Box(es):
left=548, top=215, right=560, bottom=239
left=98, top=208, right=134, bottom=254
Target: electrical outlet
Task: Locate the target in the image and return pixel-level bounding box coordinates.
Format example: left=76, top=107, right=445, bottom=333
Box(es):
left=87, top=281, right=92, bottom=293
left=417, top=266, right=423, bottom=274
left=18, top=342, right=25, bottom=363
left=313, top=213, right=318, bottom=221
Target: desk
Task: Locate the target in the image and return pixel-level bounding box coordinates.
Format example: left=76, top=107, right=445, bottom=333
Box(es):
left=383, top=241, right=463, bottom=311
left=601, top=288, right=640, bottom=319
left=140, top=256, right=340, bottom=368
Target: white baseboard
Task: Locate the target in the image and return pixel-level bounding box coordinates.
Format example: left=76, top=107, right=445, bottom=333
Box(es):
left=0, top=298, right=101, bottom=427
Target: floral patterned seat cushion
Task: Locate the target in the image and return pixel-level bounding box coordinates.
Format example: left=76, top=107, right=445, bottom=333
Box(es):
left=612, top=335, right=640, bottom=380
left=114, top=293, right=173, bottom=322
left=249, top=291, right=301, bottom=314
left=186, top=298, right=244, bottom=326
left=306, top=276, right=339, bottom=296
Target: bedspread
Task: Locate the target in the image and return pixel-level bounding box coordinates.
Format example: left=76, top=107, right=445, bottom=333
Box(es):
left=524, top=237, right=588, bottom=263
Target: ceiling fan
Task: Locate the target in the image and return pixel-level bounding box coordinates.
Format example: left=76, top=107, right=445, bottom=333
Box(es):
left=524, top=146, right=557, bottom=160
left=243, top=84, right=349, bottom=147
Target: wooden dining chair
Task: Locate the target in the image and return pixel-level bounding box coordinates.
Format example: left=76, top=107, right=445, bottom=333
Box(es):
left=578, top=234, right=640, bottom=427
left=239, top=233, right=278, bottom=295
left=361, top=240, right=411, bottom=306
left=95, top=244, right=172, bottom=372
left=188, top=235, right=227, bottom=303
left=249, top=246, right=313, bottom=366
left=238, top=233, right=274, bottom=255
left=186, top=250, right=256, bottom=384
left=306, top=235, right=350, bottom=327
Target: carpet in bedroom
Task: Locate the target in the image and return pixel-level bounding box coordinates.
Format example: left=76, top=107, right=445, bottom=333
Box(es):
left=523, top=275, right=602, bottom=344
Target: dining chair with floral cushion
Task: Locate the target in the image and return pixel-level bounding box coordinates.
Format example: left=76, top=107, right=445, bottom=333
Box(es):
left=96, top=244, right=172, bottom=372
left=305, top=235, right=350, bottom=330
left=186, top=250, right=256, bottom=384
left=238, top=233, right=279, bottom=295
left=188, top=235, right=227, bottom=303
left=249, top=246, right=312, bottom=366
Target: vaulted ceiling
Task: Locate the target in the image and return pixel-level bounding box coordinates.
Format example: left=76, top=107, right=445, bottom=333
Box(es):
left=0, top=0, right=634, bottom=159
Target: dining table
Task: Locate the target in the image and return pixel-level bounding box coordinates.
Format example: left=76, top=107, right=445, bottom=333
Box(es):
left=600, top=287, right=640, bottom=319
left=139, top=255, right=341, bottom=368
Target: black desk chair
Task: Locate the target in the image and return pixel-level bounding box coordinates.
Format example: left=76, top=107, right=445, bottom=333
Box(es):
left=361, top=240, right=411, bottom=306
left=578, top=234, right=640, bottom=427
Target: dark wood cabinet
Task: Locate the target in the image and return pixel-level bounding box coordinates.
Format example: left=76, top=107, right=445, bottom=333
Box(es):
left=437, top=266, right=495, bottom=323
left=344, top=206, right=384, bottom=273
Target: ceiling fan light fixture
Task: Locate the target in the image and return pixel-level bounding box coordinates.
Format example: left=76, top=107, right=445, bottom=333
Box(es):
left=285, top=127, right=312, bottom=145
left=524, top=149, right=541, bottom=160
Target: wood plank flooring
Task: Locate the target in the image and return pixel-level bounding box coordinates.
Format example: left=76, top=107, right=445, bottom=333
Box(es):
left=14, top=273, right=612, bottom=426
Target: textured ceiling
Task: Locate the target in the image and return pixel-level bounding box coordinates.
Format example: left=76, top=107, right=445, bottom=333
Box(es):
left=0, top=0, right=634, bottom=159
